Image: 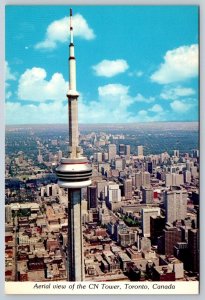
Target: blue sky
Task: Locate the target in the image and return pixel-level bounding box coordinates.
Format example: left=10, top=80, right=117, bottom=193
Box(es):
left=5, top=6, right=199, bottom=124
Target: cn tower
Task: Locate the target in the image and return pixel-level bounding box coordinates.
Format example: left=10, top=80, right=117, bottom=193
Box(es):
left=56, top=8, right=92, bottom=281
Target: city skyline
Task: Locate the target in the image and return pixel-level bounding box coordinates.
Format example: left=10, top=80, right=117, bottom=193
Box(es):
left=5, top=6, right=199, bottom=125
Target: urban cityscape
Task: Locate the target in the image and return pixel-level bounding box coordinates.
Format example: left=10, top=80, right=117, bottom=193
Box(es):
left=5, top=122, right=199, bottom=282
left=5, top=6, right=199, bottom=285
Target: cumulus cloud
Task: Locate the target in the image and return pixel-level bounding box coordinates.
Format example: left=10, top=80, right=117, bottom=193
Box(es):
left=128, top=109, right=166, bottom=122
left=35, top=14, right=95, bottom=50
left=170, top=100, right=194, bottom=113
left=135, top=93, right=155, bottom=103
left=78, top=83, right=136, bottom=123
left=98, top=83, right=129, bottom=97
left=151, top=44, right=198, bottom=84
left=149, top=104, right=163, bottom=113
left=18, top=67, right=68, bottom=101
left=92, top=59, right=129, bottom=77
left=6, top=101, right=68, bottom=125
left=160, top=86, right=196, bottom=100
left=6, top=83, right=134, bottom=124
left=5, top=61, right=16, bottom=81
left=5, top=61, right=17, bottom=100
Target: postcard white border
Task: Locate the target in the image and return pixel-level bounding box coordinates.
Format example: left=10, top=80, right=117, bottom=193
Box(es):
left=1, top=0, right=204, bottom=299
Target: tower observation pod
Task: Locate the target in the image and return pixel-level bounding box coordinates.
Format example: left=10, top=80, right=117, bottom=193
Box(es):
left=56, top=8, right=92, bottom=281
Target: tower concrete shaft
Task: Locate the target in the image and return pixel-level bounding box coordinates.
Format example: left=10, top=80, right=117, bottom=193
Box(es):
left=56, top=8, right=92, bottom=282
left=67, top=8, right=80, bottom=159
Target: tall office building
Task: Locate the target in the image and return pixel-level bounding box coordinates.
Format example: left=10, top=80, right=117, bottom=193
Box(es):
left=137, top=145, right=143, bottom=157
left=165, top=173, right=172, bottom=187
left=192, top=149, right=199, bottom=158
left=135, top=172, right=142, bottom=189
left=150, top=215, right=166, bottom=244
left=146, top=161, right=153, bottom=174
left=108, top=144, right=116, bottom=161
left=115, top=158, right=125, bottom=171
left=97, top=180, right=108, bottom=200
left=183, top=170, right=191, bottom=183
left=164, top=225, right=183, bottom=255
left=108, top=183, right=121, bottom=203
left=119, top=144, right=126, bottom=156
left=164, top=189, right=187, bottom=224
left=172, top=173, right=184, bottom=186
left=135, top=171, right=150, bottom=189
left=142, top=187, right=153, bottom=204
left=173, top=150, right=180, bottom=157
left=125, top=145, right=131, bottom=157
left=141, top=208, right=160, bottom=237
left=188, top=229, right=199, bottom=272
left=123, top=178, right=132, bottom=200
left=87, top=186, right=97, bottom=209
left=143, top=171, right=151, bottom=187
left=5, top=205, right=12, bottom=223
left=56, top=9, right=92, bottom=281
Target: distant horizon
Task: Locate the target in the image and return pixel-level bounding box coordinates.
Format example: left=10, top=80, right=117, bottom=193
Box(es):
left=5, top=120, right=199, bottom=128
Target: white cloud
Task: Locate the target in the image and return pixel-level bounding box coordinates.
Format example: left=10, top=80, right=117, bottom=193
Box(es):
left=160, top=86, right=195, bottom=100
left=170, top=100, right=193, bottom=113
left=128, top=70, right=143, bottom=77
left=18, top=67, right=68, bottom=101
left=92, top=59, right=129, bottom=77
left=128, top=109, right=166, bottom=122
left=135, top=93, right=155, bottom=103
left=151, top=44, right=198, bottom=84
left=98, top=84, right=129, bottom=97
left=5, top=61, right=16, bottom=81
left=6, top=101, right=68, bottom=125
left=35, top=14, right=95, bottom=50
left=149, top=104, right=163, bottom=113
left=5, top=61, right=17, bottom=100
left=78, top=84, right=135, bottom=123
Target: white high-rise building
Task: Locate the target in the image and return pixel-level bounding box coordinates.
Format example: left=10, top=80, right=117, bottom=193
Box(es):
left=164, top=189, right=187, bottom=224
left=165, top=173, right=172, bottom=187
left=108, top=183, right=121, bottom=203
left=143, top=171, right=151, bottom=187
left=184, top=170, right=191, bottom=183
left=141, top=208, right=160, bottom=237
left=173, top=150, right=180, bottom=157
left=172, top=173, right=184, bottom=186
left=137, top=145, right=143, bottom=157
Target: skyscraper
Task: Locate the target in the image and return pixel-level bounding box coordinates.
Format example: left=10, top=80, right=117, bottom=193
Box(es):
left=125, top=145, right=131, bottom=157
left=123, top=178, right=132, bottom=200
left=142, top=187, right=153, bottom=204
left=119, top=144, right=126, bottom=156
left=141, top=208, right=160, bottom=237
left=188, top=229, right=199, bottom=272
left=87, top=186, right=97, bottom=209
left=108, top=144, right=117, bottom=161
left=164, top=189, right=187, bottom=224
left=137, top=145, right=143, bottom=157
left=56, top=9, right=92, bottom=281
left=146, top=161, right=153, bottom=174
